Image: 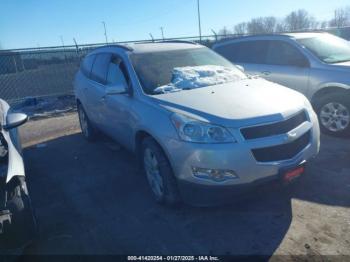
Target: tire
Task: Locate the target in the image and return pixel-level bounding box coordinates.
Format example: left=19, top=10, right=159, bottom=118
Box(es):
left=314, top=92, right=350, bottom=137
left=141, top=137, right=181, bottom=205
left=2, top=178, right=37, bottom=249
left=77, top=103, right=98, bottom=141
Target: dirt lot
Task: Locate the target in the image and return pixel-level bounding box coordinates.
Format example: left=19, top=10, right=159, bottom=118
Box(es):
left=18, top=113, right=350, bottom=257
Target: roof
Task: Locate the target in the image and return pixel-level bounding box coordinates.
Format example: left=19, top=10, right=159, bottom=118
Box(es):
left=89, top=41, right=203, bottom=56
left=212, top=32, right=328, bottom=48
left=282, top=32, right=326, bottom=39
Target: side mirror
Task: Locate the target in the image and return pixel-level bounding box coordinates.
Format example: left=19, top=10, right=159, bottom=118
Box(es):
left=236, top=65, right=245, bottom=72
left=3, top=113, right=28, bottom=131
left=105, top=84, right=127, bottom=95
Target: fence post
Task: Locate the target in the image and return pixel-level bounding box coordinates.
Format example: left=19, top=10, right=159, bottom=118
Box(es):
left=12, top=56, right=18, bottom=73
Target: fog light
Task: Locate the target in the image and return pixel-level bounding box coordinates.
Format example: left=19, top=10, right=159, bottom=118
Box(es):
left=192, top=167, right=238, bottom=182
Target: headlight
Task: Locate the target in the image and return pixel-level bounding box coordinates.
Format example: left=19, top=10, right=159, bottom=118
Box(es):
left=171, top=113, right=236, bottom=143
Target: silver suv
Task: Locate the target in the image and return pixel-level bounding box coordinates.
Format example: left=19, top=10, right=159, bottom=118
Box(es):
left=213, top=32, right=350, bottom=137
left=74, top=42, right=320, bottom=206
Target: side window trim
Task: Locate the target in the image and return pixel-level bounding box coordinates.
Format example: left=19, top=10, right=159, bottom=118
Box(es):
left=81, top=54, right=96, bottom=78
left=88, top=55, right=96, bottom=78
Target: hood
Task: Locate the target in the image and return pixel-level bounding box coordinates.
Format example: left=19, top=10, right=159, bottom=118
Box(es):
left=150, top=78, right=307, bottom=127
left=328, top=61, right=350, bottom=72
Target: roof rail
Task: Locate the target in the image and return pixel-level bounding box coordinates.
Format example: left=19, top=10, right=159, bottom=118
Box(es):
left=158, top=40, right=199, bottom=45
left=93, top=44, right=134, bottom=51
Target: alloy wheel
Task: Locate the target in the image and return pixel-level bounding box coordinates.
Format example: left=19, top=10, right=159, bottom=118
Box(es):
left=143, top=148, right=164, bottom=199
left=319, top=102, right=350, bottom=132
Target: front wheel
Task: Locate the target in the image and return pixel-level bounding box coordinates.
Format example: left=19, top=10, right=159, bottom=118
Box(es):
left=1, top=178, right=37, bottom=250
left=141, top=137, right=181, bottom=205
left=315, top=93, right=350, bottom=137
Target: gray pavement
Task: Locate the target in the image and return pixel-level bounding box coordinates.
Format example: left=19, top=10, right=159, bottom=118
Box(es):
left=19, top=113, right=350, bottom=256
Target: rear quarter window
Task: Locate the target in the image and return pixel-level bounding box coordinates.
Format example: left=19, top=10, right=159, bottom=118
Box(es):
left=90, top=53, right=112, bottom=85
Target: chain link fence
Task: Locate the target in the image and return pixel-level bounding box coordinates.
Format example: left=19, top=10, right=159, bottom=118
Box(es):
left=0, top=35, right=218, bottom=103
left=0, top=27, right=349, bottom=104
left=0, top=47, right=91, bottom=103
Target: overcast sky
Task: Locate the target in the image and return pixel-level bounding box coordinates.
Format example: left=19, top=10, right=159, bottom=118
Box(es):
left=1, top=0, right=349, bottom=49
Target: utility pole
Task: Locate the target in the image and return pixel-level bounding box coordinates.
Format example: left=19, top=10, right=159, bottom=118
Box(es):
left=160, top=27, right=165, bottom=40
left=197, top=0, right=202, bottom=42
left=102, top=21, right=108, bottom=44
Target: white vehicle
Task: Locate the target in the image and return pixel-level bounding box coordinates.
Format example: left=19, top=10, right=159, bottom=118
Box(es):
left=75, top=42, right=320, bottom=206
left=0, top=98, right=36, bottom=250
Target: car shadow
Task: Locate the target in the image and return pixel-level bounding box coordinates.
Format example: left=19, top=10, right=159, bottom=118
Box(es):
left=20, top=132, right=349, bottom=256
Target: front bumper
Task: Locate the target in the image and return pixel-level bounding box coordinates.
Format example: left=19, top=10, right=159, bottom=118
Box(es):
left=178, top=161, right=306, bottom=206
left=162, top=111, right=320, bottom=206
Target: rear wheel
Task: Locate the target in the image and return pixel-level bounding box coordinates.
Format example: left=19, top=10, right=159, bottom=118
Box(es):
left=78, top=103, right=97, bottom=141
left=141, top=137, right=181, bottom=205
left=315, top=93, right=350, bottom=137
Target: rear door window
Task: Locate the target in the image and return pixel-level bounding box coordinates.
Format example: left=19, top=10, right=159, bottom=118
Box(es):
left=90, top=53, right=112, bottom=85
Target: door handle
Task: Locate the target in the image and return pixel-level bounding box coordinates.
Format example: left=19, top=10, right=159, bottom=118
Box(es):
left=261, top=71, right=271, bottom=76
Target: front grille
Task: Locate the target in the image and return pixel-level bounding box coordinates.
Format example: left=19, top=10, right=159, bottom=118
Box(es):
left=241, top=111, right=308, bottom=140
left=252, top=131, right=311, bottom=162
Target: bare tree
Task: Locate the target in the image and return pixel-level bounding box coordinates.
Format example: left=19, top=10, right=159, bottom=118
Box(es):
left=263, top=17, right=277, bottom=32
left=329, top=7, right=350, bottom=27
left=284, top=9, right=316, bottom=31
left=234, top=22, right=247, bottom=35
left=246, top=16, right=277, bottom=34
left=218, top=26, right=232, bottom=38
left=319, top=20, right=329, bottom=29
left=275, top=21, right=287, bottom=32
left=216, top=6, right=350, bottom=38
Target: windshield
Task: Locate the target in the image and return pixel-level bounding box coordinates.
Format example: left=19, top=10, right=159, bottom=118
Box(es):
left=131, top=47, right=246, bottom=94
left=297, top=34, right=350, bottom=64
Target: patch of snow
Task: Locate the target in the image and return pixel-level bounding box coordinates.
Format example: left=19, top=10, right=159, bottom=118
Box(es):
left=153, top=84, right=183, bottom=94
left=154, top=65, right=244, bottom=94
left=11, top=95, right=76, bottom=119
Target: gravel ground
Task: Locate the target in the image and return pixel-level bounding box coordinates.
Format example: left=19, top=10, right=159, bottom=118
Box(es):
left=17, top=113, right=350, bottom=258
